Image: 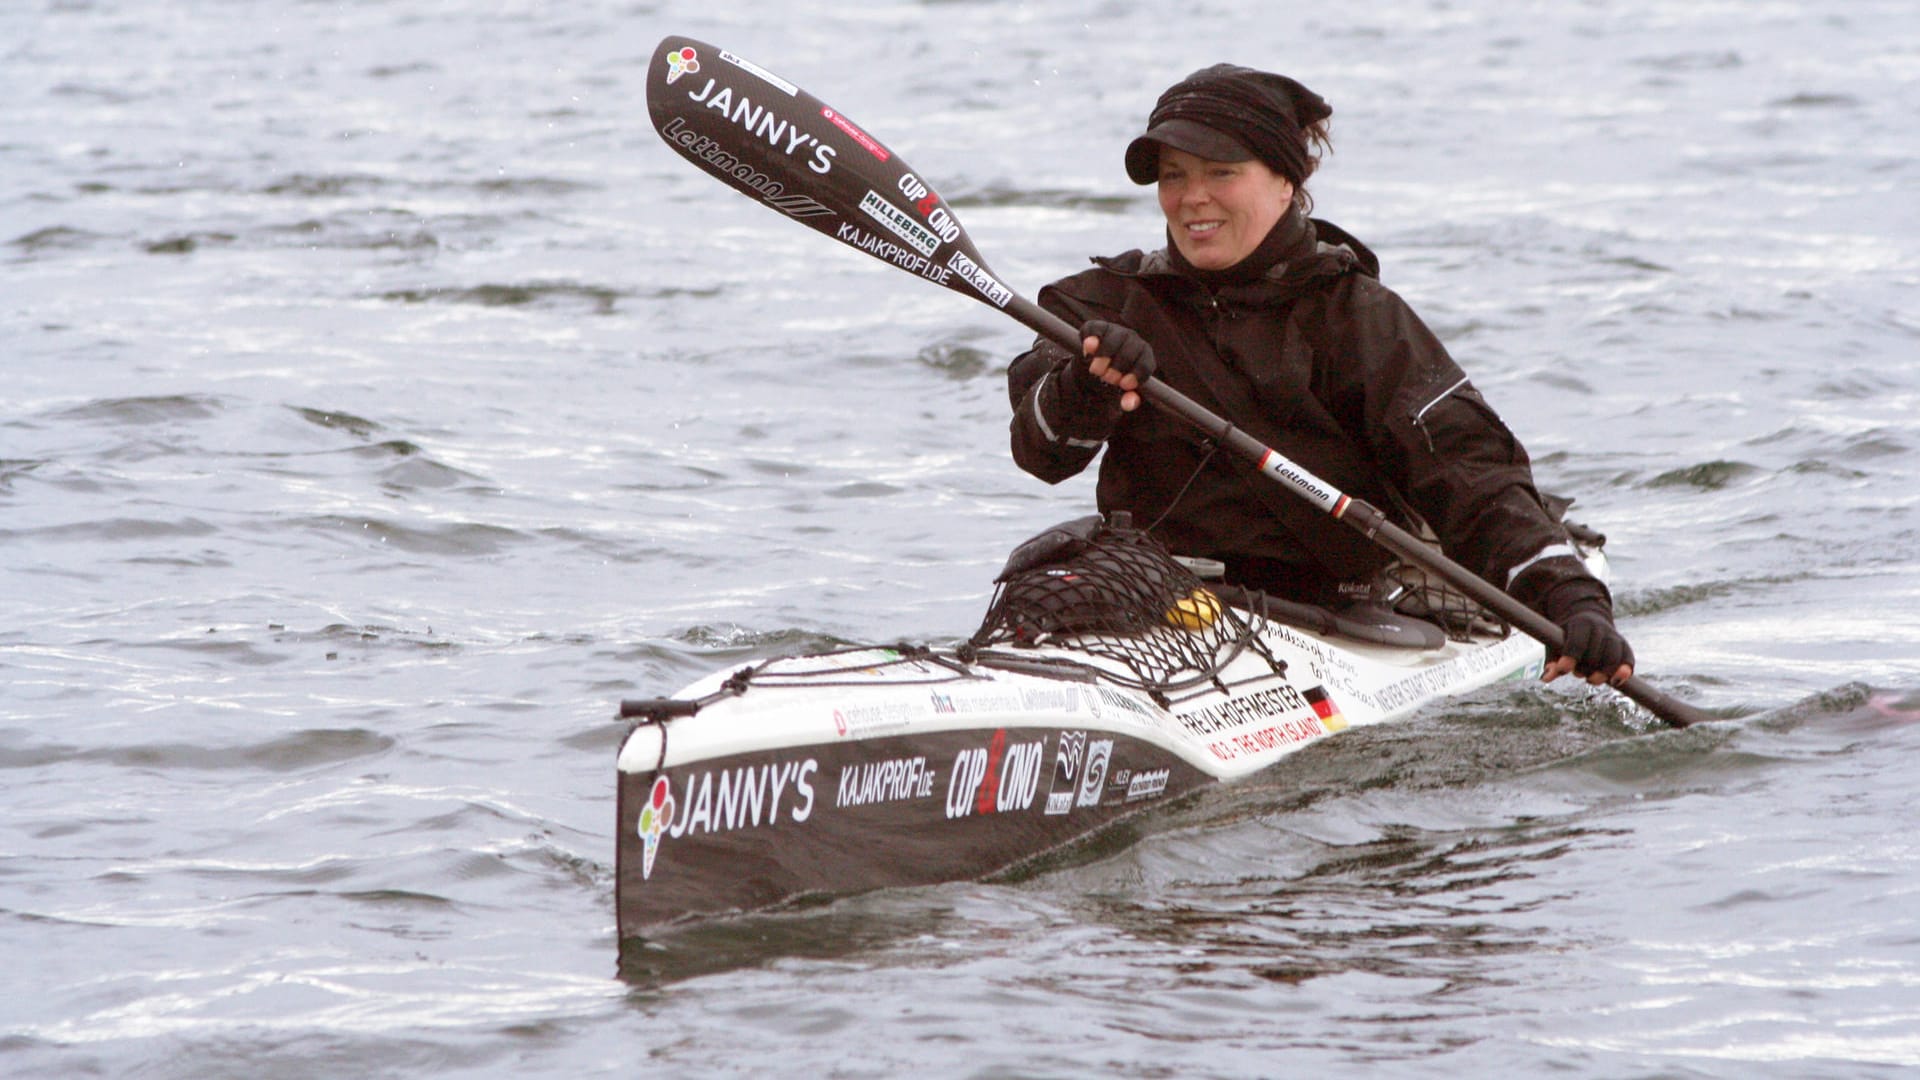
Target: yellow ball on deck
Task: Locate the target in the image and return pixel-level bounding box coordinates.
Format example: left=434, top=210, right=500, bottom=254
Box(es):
left=1165, top=588, right=1222, bottom=630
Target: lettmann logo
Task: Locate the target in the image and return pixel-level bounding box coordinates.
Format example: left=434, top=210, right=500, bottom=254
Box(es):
left=859, top=191, right=940, bottom=257
left=1259, top=452, right=1342, bottom=512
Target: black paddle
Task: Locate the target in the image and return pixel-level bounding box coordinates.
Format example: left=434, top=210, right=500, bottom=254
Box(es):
left=645, top=35, right=1715, bottom=730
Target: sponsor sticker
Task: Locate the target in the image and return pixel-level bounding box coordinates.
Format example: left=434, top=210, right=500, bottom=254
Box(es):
left=660, top=113, right=839, bottom=207
left=946, top=729, right=1045, bottom=819
left=1075, top=739, right=1112, bottom=808
left=1125, top=768, right=1169, bottom=802
left=1258, top=451, right=1344, bottom=513
left=638, top=759, right=818, bottom=878
left=946, top=250, right=1013, bottom=308
left=834, top=221, right=952, bottom=285
left=1093, top=686, right=1159, bottom=721
left=1020, top=686, right=1078, bottom=712
left=1045, top=730, right=1087, bottom=815
left=720, top=49, right=799, bottom=96
left=836, top=755, right=937, bottom=808
left=762, top=192, right=835, bottom=219
left=682, top=78, right=836, bottom=176
left=663, top=45, right=701, bottom=85
left=860, top=190, right=941, bottom=257
left=896, top=173, right=961, bottom=242
left=822, top=107, right=890, bottom=160
left=832, top=699, right=918, bottom=739
left=638, top=775, right=676, bottom=878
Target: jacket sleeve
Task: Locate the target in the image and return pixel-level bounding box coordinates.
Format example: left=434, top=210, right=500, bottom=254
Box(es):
left=1007, top=287, right=1126, bottom=484
left=1323, top=277, right=1607, bottom=616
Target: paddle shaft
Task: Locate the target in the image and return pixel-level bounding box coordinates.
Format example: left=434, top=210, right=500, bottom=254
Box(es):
left=645, top=35, right=1713, bottom=729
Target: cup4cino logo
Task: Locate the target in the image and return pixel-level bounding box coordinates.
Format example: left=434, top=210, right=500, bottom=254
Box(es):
left=945, top=729, right=1046, bottom=819
left=895, top=173, right=961, bottom=247
left=636, top=759, right=819, bottom=880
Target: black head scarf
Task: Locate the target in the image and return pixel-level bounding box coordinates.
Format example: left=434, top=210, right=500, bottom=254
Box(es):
left=1125, top=64, right=1331, bottom=186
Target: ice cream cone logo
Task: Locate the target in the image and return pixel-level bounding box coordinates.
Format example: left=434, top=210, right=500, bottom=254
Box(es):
left=664, top=46, right=700, bottom=84
left=637, top=775, right=677, bottom=878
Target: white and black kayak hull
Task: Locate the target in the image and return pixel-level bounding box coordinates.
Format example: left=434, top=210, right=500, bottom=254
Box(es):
left=615, top=610, right=1550, bottom=937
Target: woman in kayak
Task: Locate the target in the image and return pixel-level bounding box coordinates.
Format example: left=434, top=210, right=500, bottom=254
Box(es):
left=1006, top=63, right=1633, bottom=687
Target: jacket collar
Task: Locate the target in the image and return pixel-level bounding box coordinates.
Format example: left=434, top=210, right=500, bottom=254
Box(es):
left=1093, top=215, right=1382, bottom=297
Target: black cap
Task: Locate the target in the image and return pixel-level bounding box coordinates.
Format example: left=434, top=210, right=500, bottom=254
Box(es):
left=1124, top=119, right=1254, bottom=184
left=1123, top=64, right=1330, bottom=187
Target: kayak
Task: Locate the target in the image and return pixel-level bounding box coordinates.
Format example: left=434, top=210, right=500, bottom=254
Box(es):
left=613, top=513, right=1602, bottom=938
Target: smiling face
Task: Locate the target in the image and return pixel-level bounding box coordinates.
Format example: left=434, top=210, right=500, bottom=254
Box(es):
left=1155, top=147, right=1296, bottom=270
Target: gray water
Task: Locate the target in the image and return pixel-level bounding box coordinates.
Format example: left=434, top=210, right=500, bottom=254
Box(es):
left=5, top=1, right=1919, bottom=1076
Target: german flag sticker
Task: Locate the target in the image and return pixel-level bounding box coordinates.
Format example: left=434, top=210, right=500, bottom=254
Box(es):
left=1304, top=685, right=1348, bottom=733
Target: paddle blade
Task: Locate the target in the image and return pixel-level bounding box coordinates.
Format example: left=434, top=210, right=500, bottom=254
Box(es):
left=646, top=36, right=1018, bottom=314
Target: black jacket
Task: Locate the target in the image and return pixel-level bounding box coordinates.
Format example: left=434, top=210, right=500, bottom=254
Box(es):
left=1008, top=213, right=1599, bottom=613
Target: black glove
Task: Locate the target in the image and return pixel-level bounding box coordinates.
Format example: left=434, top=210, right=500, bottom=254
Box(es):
left=1079, top=319, right=1156, bottom=386
left=1050, top=345, right=1126, bottom=433
left=1543, top=579, right=1634, bottom=680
